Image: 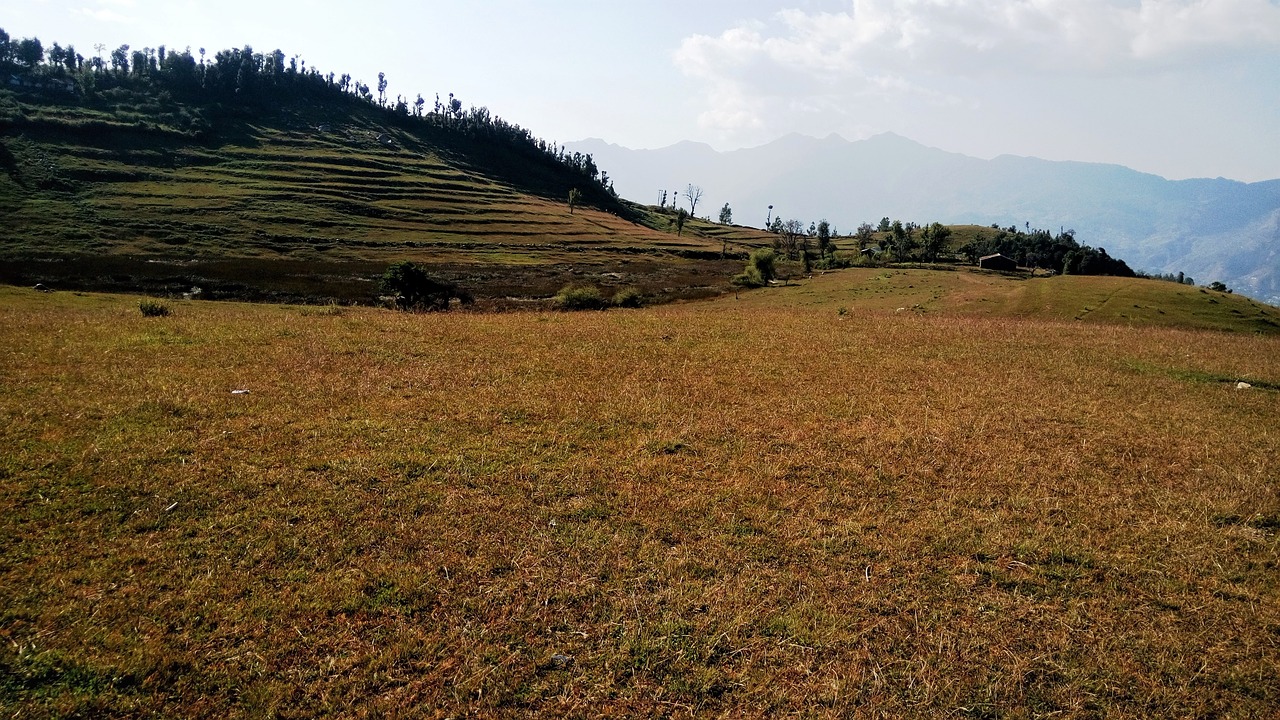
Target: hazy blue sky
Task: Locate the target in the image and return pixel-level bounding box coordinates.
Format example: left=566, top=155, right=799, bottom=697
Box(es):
left=8, top=0, right=1280, bottom=181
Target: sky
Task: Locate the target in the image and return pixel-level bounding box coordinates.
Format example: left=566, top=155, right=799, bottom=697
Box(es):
left=7, top=0, right=1280, bottom=182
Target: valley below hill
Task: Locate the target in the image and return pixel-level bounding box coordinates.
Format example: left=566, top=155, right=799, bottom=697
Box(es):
left=570, top=133, right=1280, bottom=306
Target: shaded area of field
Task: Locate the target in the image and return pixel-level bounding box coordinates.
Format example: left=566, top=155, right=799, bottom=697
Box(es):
left=1, top=287, right=1277, bottom=717
left=0, top=254, right=743, bottom=307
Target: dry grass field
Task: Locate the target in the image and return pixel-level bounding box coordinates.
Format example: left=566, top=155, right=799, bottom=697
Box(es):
left=2, top=279, right=1278, bottom=718
left=759, top=267, right=1280, bottom=335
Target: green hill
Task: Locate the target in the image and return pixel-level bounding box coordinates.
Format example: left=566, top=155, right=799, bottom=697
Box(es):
left=0, top=44, right=774, bottom=304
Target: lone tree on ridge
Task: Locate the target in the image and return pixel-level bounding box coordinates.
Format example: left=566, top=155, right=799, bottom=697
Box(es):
left=685, top=184, right=703, bottom=216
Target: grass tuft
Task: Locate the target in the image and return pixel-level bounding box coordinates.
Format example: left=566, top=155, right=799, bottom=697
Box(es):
left=137, top=299, right=171, bottom=317
left=553, top=284, right=608, bottom=311
left=612, top=286, right=645, bottom=308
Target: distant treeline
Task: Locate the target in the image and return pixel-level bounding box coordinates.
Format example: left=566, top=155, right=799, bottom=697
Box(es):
left=0, top=28, right=615, bottom=197
left=957, top=225, right=1135, bottom=277
left=835, top=218, right=1136, bottom=277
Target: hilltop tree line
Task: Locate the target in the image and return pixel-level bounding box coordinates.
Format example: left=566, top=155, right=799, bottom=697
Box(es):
left=759, top=212, right=1134, bottom=277
left=713, top=200, right=1140, bottom=282
left=712, top=199, right=1213, bottom=292
left=955, top=224, right=1134, bottom=277
left=0, top=28, right=615, bottom=198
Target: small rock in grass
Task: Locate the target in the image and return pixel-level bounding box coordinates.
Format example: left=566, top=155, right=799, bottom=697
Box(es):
left=1236, top=382, right=1252, bottom=390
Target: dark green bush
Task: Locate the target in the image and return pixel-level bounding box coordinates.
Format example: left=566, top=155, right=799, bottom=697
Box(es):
left=612, top=287, right=645, bottom=308
left=733, top=248, right=777, bottom=288
left=139, top=300, right=171, bottom=317
left=381, top=261, right=472, bottom=311
left=732, top=266, right=764, bottom=288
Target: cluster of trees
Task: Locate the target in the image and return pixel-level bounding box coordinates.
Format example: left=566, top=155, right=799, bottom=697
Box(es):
left=762, top=216, right=840, bottom=271
left=1142, top=271, right=1232, bottom=293
left=645, top=187, right=1142, bottom=279
left=957, top=225, right=1134, bottom=277
left=1144, top=271, right=1198, bottom=287
left=851, top=219, right=952, bottom=263
left=0, top=28, right=615, bottom=198
left=762, top=217, right=834, bottom=270
left=0, top=30, right=53, bottom=73
left=746, top=212, right=1137, bottom=280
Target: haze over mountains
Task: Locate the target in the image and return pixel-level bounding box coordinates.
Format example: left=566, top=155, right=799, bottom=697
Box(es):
left=568, top=133, right=1280, bottom=305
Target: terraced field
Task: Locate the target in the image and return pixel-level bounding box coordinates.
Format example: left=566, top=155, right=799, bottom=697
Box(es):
left=0, top=89, right=773, bottom=302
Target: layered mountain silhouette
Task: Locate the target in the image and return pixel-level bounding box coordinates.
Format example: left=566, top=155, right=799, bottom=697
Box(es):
left=569, top=133, right=1280, bottom=304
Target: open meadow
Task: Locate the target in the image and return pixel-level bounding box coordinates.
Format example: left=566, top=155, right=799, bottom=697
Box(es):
left=2, top=277, right=1278, bottom=718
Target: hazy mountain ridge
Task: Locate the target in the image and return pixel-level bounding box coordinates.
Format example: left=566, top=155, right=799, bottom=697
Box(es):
left=570, top=134, right=1280, bottom=304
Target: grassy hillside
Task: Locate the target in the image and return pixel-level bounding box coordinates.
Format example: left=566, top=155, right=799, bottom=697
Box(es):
left=0, top=86, right=774, bottom=303
left=2, top=285, right=1277, bottom=717
left=753, top=266, right=1280, bottom=334
left=0, top=83, right=1178, bottom=310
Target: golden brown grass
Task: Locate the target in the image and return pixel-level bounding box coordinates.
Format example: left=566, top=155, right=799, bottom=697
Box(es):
left=760, top=267, right=1280, bottom=335
left=1, top=286, right=1277, bottom=718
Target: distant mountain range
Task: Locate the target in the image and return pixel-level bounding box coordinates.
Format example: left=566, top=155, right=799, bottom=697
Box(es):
left=568, top=133, right=1280, bottom=305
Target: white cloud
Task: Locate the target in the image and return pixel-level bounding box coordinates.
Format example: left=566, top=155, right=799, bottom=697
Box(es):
left=1133, top=0, right=1280, bottom=59
left=76, top=8, right=130, bottom=23
left=76, top=0, right=138, bottom=24
left=675, top=0, right=1280, bottom=140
